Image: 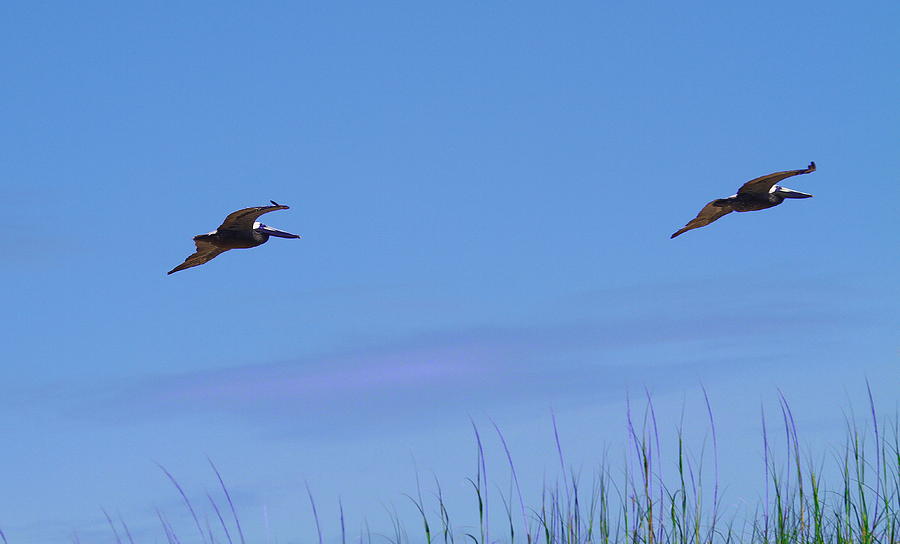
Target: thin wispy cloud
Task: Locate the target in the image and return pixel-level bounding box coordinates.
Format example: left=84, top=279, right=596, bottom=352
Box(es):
left=5, top=279, right=853, bottom=436
left=73, top=301, right=834, bottom=435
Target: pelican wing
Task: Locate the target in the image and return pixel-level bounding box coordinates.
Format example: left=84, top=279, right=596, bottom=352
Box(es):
left=217, top=204, right=289, bottom=232
left=167, top=239, right=228, bottom=275
left=671, top=199, right=735, bottom=238
left=737, top=162, right=816, bottom=197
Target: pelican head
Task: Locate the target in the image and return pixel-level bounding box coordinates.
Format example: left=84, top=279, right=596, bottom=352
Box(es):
left=253, top=221, right=301, bottom=238
left=772, top=185, right=813, bottom=199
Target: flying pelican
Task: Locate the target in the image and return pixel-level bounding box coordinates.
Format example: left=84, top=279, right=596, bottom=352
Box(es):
left=168, top=201, right=301, bottom=274
left=671, top=162, right=816, bottom=238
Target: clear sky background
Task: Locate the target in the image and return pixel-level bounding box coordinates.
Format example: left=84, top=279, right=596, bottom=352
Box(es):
left=1, top=2, right=897, bottom=542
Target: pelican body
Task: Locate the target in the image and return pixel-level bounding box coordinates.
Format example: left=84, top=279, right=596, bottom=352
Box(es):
left=168, top=201, right=300, bottom=274
left=671, top=162, right=816, bottom=238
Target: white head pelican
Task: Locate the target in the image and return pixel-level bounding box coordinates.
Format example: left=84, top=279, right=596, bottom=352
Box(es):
left=671, top=162, right=816, bottom=238
left=168, top=201, right=300, bottom=274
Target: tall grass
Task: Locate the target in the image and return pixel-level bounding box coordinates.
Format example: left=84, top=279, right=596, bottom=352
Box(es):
left=2, top=394, right=896, bottom=543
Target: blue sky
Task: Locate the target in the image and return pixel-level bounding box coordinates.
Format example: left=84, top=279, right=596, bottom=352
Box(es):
left=1, top=1, right=897, bottom=542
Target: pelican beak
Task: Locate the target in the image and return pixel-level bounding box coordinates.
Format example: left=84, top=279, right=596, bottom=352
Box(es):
left=256, top=224, right=301, bottom=238
left=774, top=187, right=813, bottom=199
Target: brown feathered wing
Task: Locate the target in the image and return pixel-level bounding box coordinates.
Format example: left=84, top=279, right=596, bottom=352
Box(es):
left=670, top=199, right=735, bottom=238
left=167, top=238, right=228, bottom=275
left=217, top=204, right=289, bottom=231
left=737, top=162, right=816, bottom=197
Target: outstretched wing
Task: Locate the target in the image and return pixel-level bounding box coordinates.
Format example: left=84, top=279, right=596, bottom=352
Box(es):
left=737, top=162, right=816, bottom=197
left=671, top=199, right=735, bottom=238
left=218, top=204, right=289, bottom=231
left=167, top=239, right=228, bottom=275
